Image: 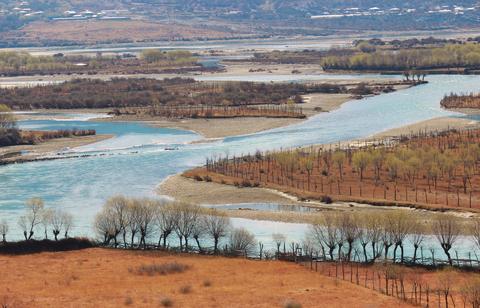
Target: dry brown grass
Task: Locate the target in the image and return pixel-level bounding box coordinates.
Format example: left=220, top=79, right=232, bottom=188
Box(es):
left=0, top=248, right=411, bottom=307
left=131, top=262, right=190, bottom=276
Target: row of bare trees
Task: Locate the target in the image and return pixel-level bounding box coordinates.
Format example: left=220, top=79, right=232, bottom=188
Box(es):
left=204, top=129, right=480, bottom=207
left=305, top=210, right=479, bottom=266
left=0, top=198, right=74, bottom=242
left=93, top=196, right=257, bottom=255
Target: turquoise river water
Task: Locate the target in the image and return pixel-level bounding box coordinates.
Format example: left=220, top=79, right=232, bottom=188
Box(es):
left=1, top=74, right=480, bottom=257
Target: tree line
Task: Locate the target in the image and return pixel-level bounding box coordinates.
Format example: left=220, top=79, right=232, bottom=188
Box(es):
left=0, top=104, right=97, bottom=147
left=0, top=197, right=74, bottom=243
left=441, top=92, right=480, bottom=109
left=0, top=77, right=351, bottom=110
left=307, top=210, right=469, bottom=267
left=93, top=196, right=257, bottom=256
left=0, top=50, right=200, bottom=77
left=322, top=43, right=480, bottom=71
left=3, top=195, right=480, bottom=269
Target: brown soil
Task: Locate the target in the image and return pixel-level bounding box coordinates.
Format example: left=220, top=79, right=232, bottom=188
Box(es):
left=0, top=248, right=410, bottom=307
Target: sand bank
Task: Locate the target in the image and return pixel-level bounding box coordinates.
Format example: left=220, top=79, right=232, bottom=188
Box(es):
left=158, top=116, right=480, bottom=213
left=372, top=116, right=480, bottom=138
left=0, top=134, right=113, bottom=164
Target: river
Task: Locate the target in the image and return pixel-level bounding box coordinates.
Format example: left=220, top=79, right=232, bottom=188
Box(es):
left=1, top=74, right=480, bottom=258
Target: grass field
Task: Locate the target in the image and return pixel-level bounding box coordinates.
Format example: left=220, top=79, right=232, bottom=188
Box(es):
left=0, top=248, right=410, bottom=307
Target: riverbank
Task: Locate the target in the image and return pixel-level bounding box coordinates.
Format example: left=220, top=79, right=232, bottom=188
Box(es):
left=0, top=134, right=113, bottom=165
left=372, top=116, right=480, bottom=138
left=96, top=80, right=410, bottom=139
left=112, top=93, right=353, bottom=138
left=158, top=115, right=480, bottom=215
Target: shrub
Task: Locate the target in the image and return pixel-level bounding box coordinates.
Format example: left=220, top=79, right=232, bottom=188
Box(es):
left=320, top=195, right=333, bottom=204
left=241, top=180, right=252, bottom=187
left=160, top=297, right=173, bottom=307
left=203, top=175, right=212, bottom=182
left=0, top=238, right=95, bottom=255
left=283, top=300, right=302, bottom=308
left=124, top=297, right=133, bottom=306
left=193, top=175, right=203, bottom=181
left=179, top=285, right=192, bottom=294
left=133, top=262, right=190, bottom=276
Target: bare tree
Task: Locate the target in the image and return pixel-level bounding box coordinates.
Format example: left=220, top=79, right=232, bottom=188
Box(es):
left=174, top=203, right=201, bottom=251
left=272, top=233, right=286, bottom=256
left=432, top=214, right=462, bottom=266
left=229, top=228, right=257, bottom=255
left=50, top=209, right=73, bottom=241
left=380, top=215, right=394, bottom=260
left=203, top=209, right=231, bottom=254
left=157, top=202, right=179, bottom=248
left=310, top=214, right=339, bottom=260
left=332, top=150, right=346, bottom=180
left=63, top=212, right=73, bottom=238
left=18, top=198, right=44, bottom=240
left=192, top=215, right=206, bottom=252
left=352, top=151, right=370, bottom=181
left=94, top=210, right=116, bottom=245
left=471, top=218, right=480, bottom=251
left=366, top=213, right=383, bottom=261
left=389, top=211, right=413, bottom=263
left=126, top=199, right=142, bottom=247
left=0, top=220, right=8, bottom=243
left=438, top=269, right=455, bottom=308
left=339, top=212, right=359, bottom=261
left=411, top=219, right=426, bottom=263
left=463, top=278, right=480, bottom=308
left=105, top=196, right=130, bottom=247
left=137, top=199, right=157, bottom=248
left=40, top=209, right=53, bottom=239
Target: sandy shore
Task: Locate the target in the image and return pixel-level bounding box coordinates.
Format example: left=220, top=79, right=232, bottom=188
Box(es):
left=93, top=92, right=354, bottom=139
left=372, top=116, right=480, bottom=138
left=158, top=115, right=480, bottom=212
left=0, top=134, right=113, bottom=164
left=158, top=174, right=299, bottom=205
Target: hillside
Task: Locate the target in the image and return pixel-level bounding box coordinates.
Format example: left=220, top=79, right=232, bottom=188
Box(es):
left=1, top=0, right=480, bottom=46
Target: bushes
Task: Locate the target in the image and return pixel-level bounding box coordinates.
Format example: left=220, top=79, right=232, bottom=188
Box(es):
left=322, top=43, right=480, bottom=71
left=0, top=78, right=349, bottom=111
left=0, top=238, right=95, bottom=255
left=283, top=300, right=302, bottom=308
left=132, top=262, right=190, bottom=276
left=0, top=129, right=21, bottom=147
left=160, top=297, right=173, bottom=307
left=179, top=285, right=192, bottom=294
left=320, top=195, right=333, bottom=204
